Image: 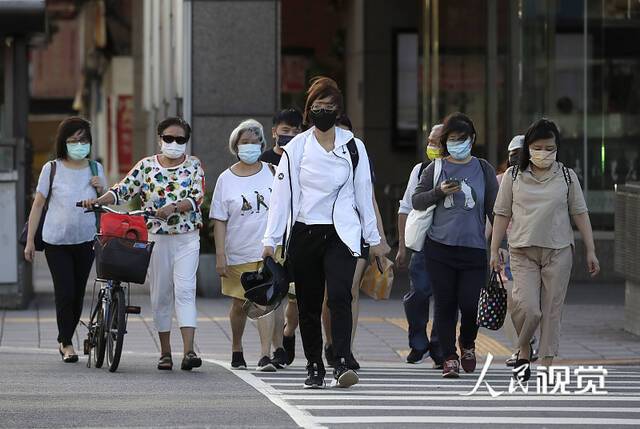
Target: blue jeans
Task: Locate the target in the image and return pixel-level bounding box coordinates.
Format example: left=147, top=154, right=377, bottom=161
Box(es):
left=403, top=249, right=441, bottom=360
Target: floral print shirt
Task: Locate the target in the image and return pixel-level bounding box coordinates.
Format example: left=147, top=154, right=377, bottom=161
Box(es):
left=109, top=155, right=205, bottom=234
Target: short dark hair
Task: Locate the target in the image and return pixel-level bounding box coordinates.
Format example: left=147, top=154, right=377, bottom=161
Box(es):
left=273, top=108, right=303, bottom=128
left=157, top=117, right=192, bottom=141
left=303, top=76, right=344, bottom=126
left=336, top=114, right=353, bottom=131
left=519, top=118, right=561, bottom=171
left=438, top=112, right=477, bottom=157
left=55, top=117, right=92, bottom=159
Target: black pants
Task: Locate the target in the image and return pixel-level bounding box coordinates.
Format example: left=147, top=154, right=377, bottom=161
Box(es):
left=44, top=242, right=95, bottom=346
left=424, top=238, right=486, bottom=360
left=288, top=222, right=357, bottom=365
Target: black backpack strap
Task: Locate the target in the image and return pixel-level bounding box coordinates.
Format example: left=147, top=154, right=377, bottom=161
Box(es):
left=511, top=165, right=520, bottom=182
left=346, top=138, right=359, bottom=177
left=418, top=161, right=429, bottom=179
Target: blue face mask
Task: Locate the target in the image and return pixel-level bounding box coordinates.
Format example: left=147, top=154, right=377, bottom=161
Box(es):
left=66, top=143, right=90, bottom=160
left=446, top=138, right=472, bottom=160
left=238, top=143, right=262, bottom=164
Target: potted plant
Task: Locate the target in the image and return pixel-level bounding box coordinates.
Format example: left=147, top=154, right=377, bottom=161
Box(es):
left=197, top=190, right=221, bottom=298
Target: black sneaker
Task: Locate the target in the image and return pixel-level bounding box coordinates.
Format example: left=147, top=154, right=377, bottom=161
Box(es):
left=272, top=347, right=287, bottom=369
left=406, top=348, right=428, bottom=364
left=283, top=334, right=295, bottom=366
left=346, top=353, right=360, bottom=370
left=304, top=362, right=326, bottom=389
left=324, top=344, right=337, bottom=367
left=257, top=356, right=277, bottom=372
left=332, top=358, right=359, bottom=388
left=231, top=351, right=247, bottom=370
left=181, top=351, right=202, bottom=371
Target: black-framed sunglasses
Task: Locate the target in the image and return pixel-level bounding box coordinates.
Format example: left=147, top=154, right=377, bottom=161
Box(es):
left=160, top=134, right=188, bottom=145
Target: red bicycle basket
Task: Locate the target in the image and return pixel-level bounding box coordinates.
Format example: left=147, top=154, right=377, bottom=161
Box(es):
left=100, top=213, right=148, bottom=241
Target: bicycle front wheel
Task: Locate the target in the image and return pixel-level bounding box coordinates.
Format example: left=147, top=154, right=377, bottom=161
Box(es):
left=106, top=287, right=126, bottom=372
left=93, top=303, right=107, bottom=368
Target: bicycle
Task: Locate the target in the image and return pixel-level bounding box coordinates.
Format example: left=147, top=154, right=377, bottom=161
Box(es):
left=77, top=202, right=158, bottom=372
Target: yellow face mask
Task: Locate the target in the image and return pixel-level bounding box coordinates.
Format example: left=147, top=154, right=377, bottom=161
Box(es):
left=426, top=145, right=442, bottom=160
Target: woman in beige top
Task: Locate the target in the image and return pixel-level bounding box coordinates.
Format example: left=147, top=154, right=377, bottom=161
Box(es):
left=490, top=118, right=600, bottom=383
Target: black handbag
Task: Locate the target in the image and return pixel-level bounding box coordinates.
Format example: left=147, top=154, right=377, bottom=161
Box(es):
left=477, top=270, right=508, bottom=330
left=19, top=161, right=57, bottom=251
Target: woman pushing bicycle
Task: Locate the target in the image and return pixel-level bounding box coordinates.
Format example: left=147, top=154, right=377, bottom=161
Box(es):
left=82, top=117, right=205, bottom=371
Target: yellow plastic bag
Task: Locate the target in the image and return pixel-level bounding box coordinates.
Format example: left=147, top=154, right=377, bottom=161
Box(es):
left=359, top=257, right=395, bottom=300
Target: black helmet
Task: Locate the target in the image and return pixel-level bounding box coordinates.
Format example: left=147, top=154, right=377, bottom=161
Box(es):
left=241, top=257, right=289, bottom=319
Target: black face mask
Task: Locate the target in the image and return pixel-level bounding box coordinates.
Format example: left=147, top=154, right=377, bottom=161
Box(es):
left=309, top=109, right=337, bottom=132
left=277, top=134, right=294, bottom=147
left=509, top=153, right=520, bottom=167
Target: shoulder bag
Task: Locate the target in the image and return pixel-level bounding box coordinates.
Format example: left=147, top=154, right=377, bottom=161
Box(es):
left=404, top=158, right=442, bottom=252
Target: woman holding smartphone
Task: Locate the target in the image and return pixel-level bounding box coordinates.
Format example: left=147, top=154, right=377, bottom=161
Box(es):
left=412, top=112, right=498, bottom=379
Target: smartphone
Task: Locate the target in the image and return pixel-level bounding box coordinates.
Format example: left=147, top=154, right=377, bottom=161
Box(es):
left=444, top=178, right=461, bottom=187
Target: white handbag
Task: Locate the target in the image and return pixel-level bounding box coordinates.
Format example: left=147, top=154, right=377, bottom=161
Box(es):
left=405, top=158, right=442, bottom=252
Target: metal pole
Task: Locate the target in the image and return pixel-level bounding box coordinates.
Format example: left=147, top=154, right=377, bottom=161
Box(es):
left=583, top=0, right=589, bottom=193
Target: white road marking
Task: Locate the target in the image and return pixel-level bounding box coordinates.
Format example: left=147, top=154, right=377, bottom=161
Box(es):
left=204, top=358, right=325, bottom=429
left=298, top=405, right=640, bottom=412
left=281, top=394, right=640, bottom=401
left=312, top=416, right=640, bottom=425
left=268, top=382, right=640, bottom=390
left=258, top=377, right=640, bottom=385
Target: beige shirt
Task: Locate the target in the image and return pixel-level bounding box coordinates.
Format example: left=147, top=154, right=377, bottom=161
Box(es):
left=493, top=162, right=588, bottom=249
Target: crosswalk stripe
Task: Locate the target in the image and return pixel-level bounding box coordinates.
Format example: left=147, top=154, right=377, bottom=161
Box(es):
left=297, top=405, right=640, bottom=412
left=276, top=389, right=640, bottom=396
left=312, top=416, right=640, bottom=425
left=226, top=359, right=640, bottom=428
left=268, top=382, right=640, bottom=390
left=257, top=376, right=640, bottom=385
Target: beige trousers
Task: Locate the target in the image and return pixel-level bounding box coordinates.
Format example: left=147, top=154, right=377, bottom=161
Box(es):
left=509, top=246, right=573, bottom=358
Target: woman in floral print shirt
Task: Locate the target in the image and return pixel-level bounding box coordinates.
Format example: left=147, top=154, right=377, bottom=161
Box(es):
left=85, top=117, right=205, bottom=372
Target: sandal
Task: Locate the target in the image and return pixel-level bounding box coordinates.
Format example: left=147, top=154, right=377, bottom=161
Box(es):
left=157, top=352, right=173, bottom=371
left=181, top=351, right=202, bottom=371
left=59, top=344, right=78, bottom=363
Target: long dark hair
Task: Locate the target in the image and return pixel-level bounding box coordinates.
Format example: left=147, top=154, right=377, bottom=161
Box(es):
left=519, top=118, right=561, bottom=171
left=55, top=117, right=92, bottom=159
left=438, top=112, right=477, bottom=157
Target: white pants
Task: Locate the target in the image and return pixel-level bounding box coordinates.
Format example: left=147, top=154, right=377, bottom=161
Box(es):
left=148, top=231, right=200, bottom=332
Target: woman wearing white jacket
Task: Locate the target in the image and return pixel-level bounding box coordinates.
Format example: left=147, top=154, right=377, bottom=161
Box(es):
left=262, top=77, right=383, bottom=389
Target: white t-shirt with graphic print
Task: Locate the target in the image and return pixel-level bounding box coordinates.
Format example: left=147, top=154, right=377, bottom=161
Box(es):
left=210, top=162, right=274, bottom=266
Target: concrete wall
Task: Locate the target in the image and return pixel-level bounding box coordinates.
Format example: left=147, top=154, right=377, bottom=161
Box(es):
left=191, top=0, right=280, bottom=191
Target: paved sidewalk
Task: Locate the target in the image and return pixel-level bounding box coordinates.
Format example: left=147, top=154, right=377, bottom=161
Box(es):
left=4, top=252, right=637, bottom=366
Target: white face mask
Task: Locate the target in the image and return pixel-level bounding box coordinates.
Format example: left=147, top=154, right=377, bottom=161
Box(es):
left=161, top=141, right=186, bottom=159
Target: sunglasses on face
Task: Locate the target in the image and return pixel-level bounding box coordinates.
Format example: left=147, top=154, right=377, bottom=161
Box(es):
left=160, top=134, right=188, bottom=145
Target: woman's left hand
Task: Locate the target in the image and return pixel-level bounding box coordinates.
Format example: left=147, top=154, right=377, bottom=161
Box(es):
left=156, top=204, right=176, bottom=220
left=586, top=251, right=600, bottom=277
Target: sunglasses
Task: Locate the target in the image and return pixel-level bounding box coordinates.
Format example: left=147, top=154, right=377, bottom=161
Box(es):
left=160, top=135, right=188, bottom=145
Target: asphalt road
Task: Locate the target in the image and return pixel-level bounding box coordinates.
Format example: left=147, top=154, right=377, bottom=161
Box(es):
left=0, top=349, right=296, bottom=429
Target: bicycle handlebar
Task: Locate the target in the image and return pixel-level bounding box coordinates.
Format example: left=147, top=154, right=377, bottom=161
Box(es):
left=76, top=202, right=161, bottom=220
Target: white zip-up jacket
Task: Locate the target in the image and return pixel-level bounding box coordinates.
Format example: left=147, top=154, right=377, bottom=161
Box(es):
left=263, top=126, right=381, bottom=256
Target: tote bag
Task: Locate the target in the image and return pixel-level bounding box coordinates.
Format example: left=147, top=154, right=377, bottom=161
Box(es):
left=405, top=158, right=442, bottom=252
left=477, top=270, right=508, bottom=330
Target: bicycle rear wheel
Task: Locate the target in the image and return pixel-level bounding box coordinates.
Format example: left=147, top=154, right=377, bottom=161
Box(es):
left=93, top=302, right=107, bottom=368
left=106, top=287, right=126, bottom=372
